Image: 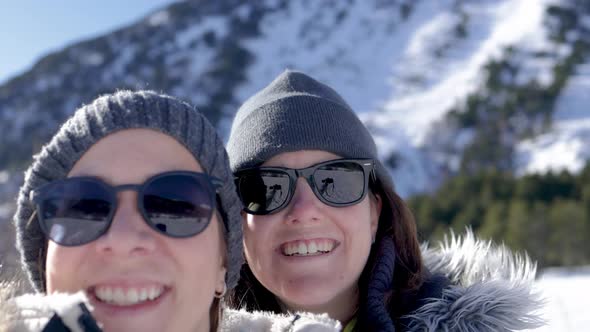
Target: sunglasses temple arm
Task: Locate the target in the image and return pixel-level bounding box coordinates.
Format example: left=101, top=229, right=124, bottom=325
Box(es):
left=26, top=210, right=38, bottom=229
left=211, top=177, right=224, bottom=189
left=29, top=190, right=39, bottom=203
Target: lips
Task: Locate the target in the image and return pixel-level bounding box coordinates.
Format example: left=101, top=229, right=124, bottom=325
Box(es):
left=280, top=238, right=338, bottom=256
left=89, top=283, right=169, bottom=307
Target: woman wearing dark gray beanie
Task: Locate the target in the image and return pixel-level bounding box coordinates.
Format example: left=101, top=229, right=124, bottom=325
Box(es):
left=226, top=70, right=545, bottom=331
left=1, top=90, right=340, bottom=332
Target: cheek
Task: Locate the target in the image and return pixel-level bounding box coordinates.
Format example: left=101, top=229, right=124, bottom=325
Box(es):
left=339, top=203, right=374, bottom=245
left=171, top=227, right=226, bottom=318
left=242, top=216, right=274, bottom=266
left=178, top=229, right=224, bottom=273
left=45, top=243, right=86, bottom=293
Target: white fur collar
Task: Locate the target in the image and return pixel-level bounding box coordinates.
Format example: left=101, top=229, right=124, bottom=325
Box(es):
left=220, top=308, right=341, bottom=332
left=0, top=231, right=544, bottom=332
left=0, top=286, right=340, bottom=332
left=0, top=289, right=92, bottom=332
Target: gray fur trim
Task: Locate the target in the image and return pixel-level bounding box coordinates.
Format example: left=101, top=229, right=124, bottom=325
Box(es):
left=407, top=230, right=546, bottom=331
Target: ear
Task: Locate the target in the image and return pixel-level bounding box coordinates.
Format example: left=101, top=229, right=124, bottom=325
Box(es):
left=216, top=265, right=227, bottom=295
left=369, top=192, right=382, bottom=240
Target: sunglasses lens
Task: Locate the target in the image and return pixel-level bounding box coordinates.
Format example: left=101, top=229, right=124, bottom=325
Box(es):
left=143, top=174, right=214, bottom=237
left=37, top=179, right=113, bottom=246
left=313, top=161, right=366, bottom=205
left=237, top=171, right=290, bottom=214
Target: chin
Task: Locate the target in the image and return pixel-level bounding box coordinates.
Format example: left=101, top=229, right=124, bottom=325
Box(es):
left=279, top=279, right=344, bottom=309
left=100, top=321, right=166, bottom=332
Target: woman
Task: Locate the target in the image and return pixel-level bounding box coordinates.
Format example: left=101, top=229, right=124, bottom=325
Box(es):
left=1, top=91, right=340, bottom=332
left=226, top=70, right=545, bottom=331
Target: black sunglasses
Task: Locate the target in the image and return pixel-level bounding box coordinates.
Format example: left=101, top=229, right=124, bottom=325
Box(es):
left=234, top=159, right=374, bottom=215
left=30, top=171, right=223, bottom=246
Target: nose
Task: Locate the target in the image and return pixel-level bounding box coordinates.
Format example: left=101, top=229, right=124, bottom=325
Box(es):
left=283, top=177, right=323, bottom=224
left=94, top=191, right=157, bottom=256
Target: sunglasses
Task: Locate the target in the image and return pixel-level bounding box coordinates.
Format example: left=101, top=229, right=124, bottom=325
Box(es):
left=30, top=171, right=223, bottom=246
left=234, top=158, right=374, bottom=215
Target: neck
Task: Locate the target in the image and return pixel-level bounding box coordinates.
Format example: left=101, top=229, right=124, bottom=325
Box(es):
left=190, top=308, right=214, bottom=332
left=280, top=285, right=359, bottom=324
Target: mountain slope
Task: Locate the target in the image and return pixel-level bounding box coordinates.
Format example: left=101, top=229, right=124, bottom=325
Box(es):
left=0, top=0, right=589, bottom=200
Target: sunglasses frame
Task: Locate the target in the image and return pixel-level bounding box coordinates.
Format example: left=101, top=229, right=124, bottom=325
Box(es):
left=235, top=158, right=375, bottom=215
left=30, top=170, right=224, bottom=246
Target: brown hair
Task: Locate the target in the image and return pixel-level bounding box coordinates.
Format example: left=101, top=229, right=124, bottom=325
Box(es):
left=210, top=298, right=222, bottom=332
left=227, top=176, right=425, bottom=328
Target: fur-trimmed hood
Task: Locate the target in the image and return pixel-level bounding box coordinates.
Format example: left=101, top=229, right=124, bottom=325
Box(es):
left=0, top=284, right=340, bottom=332
left=404, top=231, right=545, bottom=331
left=1, top=231, right=544, bottom=331
left=0, top=286, right=100, bottom=332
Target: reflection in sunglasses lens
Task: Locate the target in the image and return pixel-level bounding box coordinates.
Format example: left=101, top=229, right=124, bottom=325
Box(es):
left=40, top=179, right=113, bottom=246
left=314, top=162, right=364, bottom=204
left=144, top=175, right=212, bottom=237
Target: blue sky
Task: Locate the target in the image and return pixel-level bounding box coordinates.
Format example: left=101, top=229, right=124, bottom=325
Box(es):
left=0, top=0, right=175, bottom=84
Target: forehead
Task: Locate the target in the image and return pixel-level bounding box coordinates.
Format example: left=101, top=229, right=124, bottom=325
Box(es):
left=262, top=150, right=342, bottom=169
left=68, top=129, right=203, bottom=183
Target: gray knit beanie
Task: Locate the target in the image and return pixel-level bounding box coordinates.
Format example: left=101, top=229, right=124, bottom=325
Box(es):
left=14, top=90, right=243, bottom=292
left=227, top=70, right=394, bottom=192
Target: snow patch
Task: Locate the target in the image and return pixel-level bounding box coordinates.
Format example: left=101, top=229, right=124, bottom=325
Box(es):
left=175, top=16, right=228, bottom=49
left=149, top=10, right=170, bottom=26
left=233, top=4, right=252, bottom=21
left=381, top=0, right=549, bottom=146
left=516, top=126, right=588, bottom=175
left=80, top=52, right=104, bottom=66
left=102, top=41, right=137, bottom=83
left=516, top=58, right=590, bottom=175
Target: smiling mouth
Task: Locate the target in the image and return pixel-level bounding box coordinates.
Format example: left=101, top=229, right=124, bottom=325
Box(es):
left=280, top=239, right=338, bottom=257
left=90, top=285, right=166, bottom=306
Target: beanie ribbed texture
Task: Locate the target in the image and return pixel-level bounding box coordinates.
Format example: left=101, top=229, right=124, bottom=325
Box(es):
left=227, top=69, right=394, bottom=192
left=14, top=90, right=243, bottom=292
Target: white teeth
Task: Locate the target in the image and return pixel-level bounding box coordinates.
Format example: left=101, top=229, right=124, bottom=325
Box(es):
left=298, top=242, right=307, bottom=254
left=140, top=288, right=148, bottom=302
left=148, top=287, right=160, bottom=300
left=113, top=288, right=125, bottom=303
left=94, top=286, right=164, bottom=305
left=128, top=289, right=138, bottom=303
left=308, top=242, right=318, bottom=254
left=282, top=240, right=335, bottom=256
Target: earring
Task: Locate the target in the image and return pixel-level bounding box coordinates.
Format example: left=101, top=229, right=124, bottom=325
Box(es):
left=214, top=282, right=227, bottom=299
left=371, top=235, right=376, bottom=245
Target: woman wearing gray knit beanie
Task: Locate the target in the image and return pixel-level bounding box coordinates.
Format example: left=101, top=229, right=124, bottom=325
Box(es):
left=1, top=90, right=340, bottom=332
left=226, top=70, right=544, bottom=331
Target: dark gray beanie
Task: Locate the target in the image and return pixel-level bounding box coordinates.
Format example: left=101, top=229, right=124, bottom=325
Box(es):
left=227, top=70, right=394, bottom=192
left=14, top=90, right=243, bottom=292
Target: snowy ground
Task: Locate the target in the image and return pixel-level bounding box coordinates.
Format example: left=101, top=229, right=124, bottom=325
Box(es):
left=530, top=267, right=590, bottom=331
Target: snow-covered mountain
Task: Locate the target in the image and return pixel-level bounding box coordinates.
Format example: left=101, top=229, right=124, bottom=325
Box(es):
left=0, top=0, right=589, bottom=201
